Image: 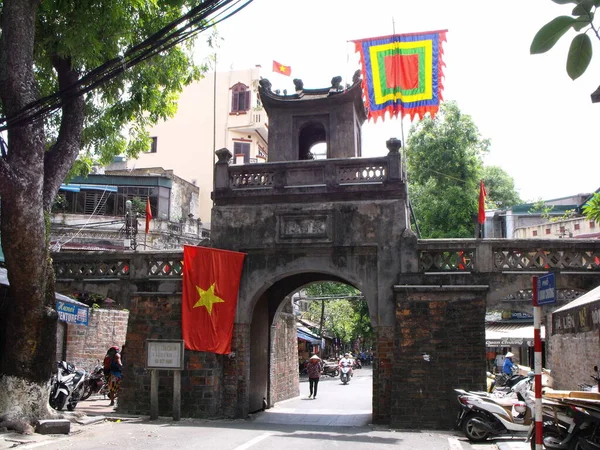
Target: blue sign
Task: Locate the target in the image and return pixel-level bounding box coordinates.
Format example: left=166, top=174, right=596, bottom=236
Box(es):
left=56, top=301, right=89, bottom=326
left=537, top=273, right=556, bottom=305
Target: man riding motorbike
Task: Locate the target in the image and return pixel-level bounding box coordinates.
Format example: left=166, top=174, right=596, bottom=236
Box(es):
left=339, top=353, right=353, bottom=377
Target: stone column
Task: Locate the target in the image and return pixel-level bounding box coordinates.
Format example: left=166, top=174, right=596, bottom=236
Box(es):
left=222, top=322, right=251, bottom=418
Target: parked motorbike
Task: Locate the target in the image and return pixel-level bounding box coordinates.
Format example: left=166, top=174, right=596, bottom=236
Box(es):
left=540, top=375, right=600, bottom=450
left=353, top=358, right=362, bottom=370
left=455, top=376, right=567, bottom=444
left=322, top=361, right=339, bottom=378
left=49, top=361, right=87, bottom=411
left=339, top=362, right=352, bottom=385
left=80, top=362, right=108, bottom=401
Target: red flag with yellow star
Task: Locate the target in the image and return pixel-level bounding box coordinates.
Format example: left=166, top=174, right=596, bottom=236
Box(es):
left=182, top=245, right=246, bottom=353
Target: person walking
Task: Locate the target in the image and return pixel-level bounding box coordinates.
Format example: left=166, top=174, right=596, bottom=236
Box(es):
left=306, top=354, right=323, bottom=399
left=502, top=351, right=516, bottom=375
left=103, top=346, right=123, bottom=407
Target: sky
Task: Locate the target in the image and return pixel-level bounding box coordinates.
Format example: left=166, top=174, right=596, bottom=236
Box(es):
left=202, top=0, right=600, bottom=203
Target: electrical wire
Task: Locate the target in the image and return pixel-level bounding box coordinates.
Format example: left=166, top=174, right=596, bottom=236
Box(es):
left=0, top=0, right=254, bottom=132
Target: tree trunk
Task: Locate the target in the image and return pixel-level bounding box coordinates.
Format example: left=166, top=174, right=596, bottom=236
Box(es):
left=0, top=0, right=82, bottom=423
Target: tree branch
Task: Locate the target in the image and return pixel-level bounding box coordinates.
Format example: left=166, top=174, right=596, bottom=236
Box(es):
left=43, top=56, right=85, bottom=210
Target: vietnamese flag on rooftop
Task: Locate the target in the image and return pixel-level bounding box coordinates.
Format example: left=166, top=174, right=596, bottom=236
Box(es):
left=272, top=60, right=291, bottom=76
left=181, top=245, right=246, bottom=354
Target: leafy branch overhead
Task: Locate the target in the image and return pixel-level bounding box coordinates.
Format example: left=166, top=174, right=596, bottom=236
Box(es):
left=530, top=0, right=600, bottom=81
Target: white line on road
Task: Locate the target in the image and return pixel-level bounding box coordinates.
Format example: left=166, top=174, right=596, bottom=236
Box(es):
left=447, top=437, right=464, bottom=450
left=234, top=432, right=274, bottom=450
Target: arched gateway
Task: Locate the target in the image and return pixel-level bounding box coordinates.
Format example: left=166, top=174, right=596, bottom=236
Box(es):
left=53, top=75, right=600, bottom=430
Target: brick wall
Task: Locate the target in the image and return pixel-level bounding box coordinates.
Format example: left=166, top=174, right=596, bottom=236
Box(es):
left=548, top=329, right=600, bottom=390
left=58, top=308, right=129, bottom=370
left=372, top=326, right=393, bottom=424
left=390, top=291, right=486, bottom=430
left=118, top=295, right=230, bottom=417
left=270, top=302, right=299, bottom=404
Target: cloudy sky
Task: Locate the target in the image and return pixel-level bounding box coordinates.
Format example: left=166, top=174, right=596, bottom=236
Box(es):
left=203, top=0, right=600, bottom=202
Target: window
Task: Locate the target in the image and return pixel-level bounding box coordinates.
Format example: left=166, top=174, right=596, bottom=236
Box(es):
left=574, top=223, right=580, bottom=231
left=532, top=230, right=538, bottom=236
left=591, top=221, right=596, bottom=229
left=147, top=137, right=157, bottom=153
left=231, top=83, right=250, bottom=113
left=233, top=141, right=251, bottom=164
left=545, top=228, right=551, bottom=235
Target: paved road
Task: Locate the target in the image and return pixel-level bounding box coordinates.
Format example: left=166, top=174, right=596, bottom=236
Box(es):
left=0, top=366, right=531, bottom=450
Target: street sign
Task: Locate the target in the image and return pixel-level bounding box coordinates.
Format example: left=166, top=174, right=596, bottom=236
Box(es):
left=537, top=273, right=556, bottom=305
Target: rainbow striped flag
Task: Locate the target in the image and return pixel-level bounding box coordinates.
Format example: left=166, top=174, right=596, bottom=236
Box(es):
left=352, top=30, right=447, bottom=122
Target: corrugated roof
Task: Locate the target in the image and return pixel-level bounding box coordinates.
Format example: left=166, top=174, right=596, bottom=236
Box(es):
left=554, top=283, right=600, bottom=313
left=486, top=322, right=545, bottom=340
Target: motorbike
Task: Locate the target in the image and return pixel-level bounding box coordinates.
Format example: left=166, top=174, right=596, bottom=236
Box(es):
left=339, top=362, right=352, bottom=385
left=80, top=362, right=108, bottom=401
left=455, top=376, right=568, bottom=444
left=49, top=361, right=87, bottom=411
left=353, top=358, right=362, bottom=370
left=322, top=361, right=339, bottom=378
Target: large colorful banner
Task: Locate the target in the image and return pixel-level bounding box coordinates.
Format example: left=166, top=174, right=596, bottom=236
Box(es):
left=352, top=30, right=447, bottom=122
left=181, top=245, right=246, bottom=354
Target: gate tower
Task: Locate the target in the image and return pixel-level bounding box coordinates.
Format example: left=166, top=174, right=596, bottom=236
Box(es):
left=211, top=73, right=416, bottom=421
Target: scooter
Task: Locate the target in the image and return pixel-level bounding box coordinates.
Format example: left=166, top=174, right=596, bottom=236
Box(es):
left=322, top=361, right=339, bottom=378
left=455, top=376, right=568, bottom=444
left=339, top=362, right=352, bottom=385
left=49, top=361, right=87, bottom=411
left=80, top=362, right=108, bottom=401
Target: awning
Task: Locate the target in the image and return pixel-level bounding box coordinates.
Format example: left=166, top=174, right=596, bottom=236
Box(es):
left=1, top=267, right=89, bottom=326
left=552, top=283, right=600, bottom=334
left=486, top=323, right=545, bottom=347
left=59, top=183, right=118, bottom=193
left=297, top=329, right=321, bottom=345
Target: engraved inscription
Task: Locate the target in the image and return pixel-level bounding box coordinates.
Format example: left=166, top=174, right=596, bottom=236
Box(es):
left=278, top=213, right=331, bottom=241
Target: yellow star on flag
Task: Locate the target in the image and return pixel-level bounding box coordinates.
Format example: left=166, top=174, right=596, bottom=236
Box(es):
left=193, top=283, right=224, bottom=314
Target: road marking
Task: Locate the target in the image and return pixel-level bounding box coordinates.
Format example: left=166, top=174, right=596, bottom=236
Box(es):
left=234, top=432, right=274, bottom=450
left=448, top=437, right=464, bottom=450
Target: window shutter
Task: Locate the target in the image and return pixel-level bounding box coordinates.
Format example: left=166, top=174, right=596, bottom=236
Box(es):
left=232, top=92, right=239, bottom=112
left=243, top=91, right=250, bottom=111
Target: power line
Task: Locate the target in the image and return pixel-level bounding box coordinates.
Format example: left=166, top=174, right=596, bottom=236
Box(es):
left=0, top=0, right=254, bottom=132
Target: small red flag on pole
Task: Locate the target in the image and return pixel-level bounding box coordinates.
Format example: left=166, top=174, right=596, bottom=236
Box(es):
left=145, top=197, right=152, bottom=234
left=272, top=60, right=292, bottom=76
left=478, top=180, right=487, bottom=225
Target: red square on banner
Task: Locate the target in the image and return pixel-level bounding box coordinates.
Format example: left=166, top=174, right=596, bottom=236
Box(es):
left=384, top=53, right=419, bottom=90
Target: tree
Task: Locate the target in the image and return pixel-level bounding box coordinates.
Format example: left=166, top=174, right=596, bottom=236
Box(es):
left=530, top=0, right=598, bottom=81
left=406, top=101, right=490, bottom=238
left=582, top=192, right=600, bottom=221
left=482, top=166, right=523, bottom=209
left=0, top=0, right=226, bottom=425
left=301, top=282, right=372, bottom=351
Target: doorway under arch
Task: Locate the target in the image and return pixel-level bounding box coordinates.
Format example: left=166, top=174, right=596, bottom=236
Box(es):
left=247, top=271, right=374, bottom=418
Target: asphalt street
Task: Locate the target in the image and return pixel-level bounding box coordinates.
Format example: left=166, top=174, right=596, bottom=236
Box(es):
left=0, top=366, right=531, bottom=450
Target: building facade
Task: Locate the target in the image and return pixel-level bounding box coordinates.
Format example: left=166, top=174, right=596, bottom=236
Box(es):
left=124, top=66, right=268, bottom=227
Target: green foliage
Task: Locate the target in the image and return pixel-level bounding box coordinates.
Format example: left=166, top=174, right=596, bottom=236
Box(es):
left=530, top=2, right=599, bottom=80
left=582, top=192, right=600, bottom=221
left=529, top=198, right=555, bottom=220
left=482, top=166, right=523, bottom=209
left=301, top=282, right=372, bottom=348
left=407, top=102, right=489, bottom=238
left=29, top=0, right=213, bottom=165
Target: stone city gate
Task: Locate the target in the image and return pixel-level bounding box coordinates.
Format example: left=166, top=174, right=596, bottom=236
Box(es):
left=53, top=75, right=600, bottom=428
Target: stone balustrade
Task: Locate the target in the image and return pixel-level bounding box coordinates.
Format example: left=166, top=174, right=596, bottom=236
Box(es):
left=51, top=238, right=600, bottom=281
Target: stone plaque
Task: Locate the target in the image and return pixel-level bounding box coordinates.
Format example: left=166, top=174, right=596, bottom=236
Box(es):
left=146, top=339, right=184, bottom=370
left=277, top=213, right=331, bottom=242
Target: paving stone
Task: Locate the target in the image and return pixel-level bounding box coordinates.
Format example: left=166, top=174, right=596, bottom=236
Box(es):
left=35, top=419, right=71, bottom=435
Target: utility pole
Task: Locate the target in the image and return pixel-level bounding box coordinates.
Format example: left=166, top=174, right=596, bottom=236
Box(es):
left=124, top=199, right=138, bottom=250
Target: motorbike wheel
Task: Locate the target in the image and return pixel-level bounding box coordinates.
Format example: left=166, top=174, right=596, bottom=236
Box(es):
left=462, top=413, right=490, bottom=442
left=80, top=383, right=93, bottom=401
left=333, top=369, right=339, bottom=377
left=52, top=392, right=67, bottom=411
left=67, top=401, right=77, bottom=411
left=529, top=425, right=568, bottom=450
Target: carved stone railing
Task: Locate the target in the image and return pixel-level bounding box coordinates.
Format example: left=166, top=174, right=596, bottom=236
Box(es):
left=418, top=239, right=600, bottom=273
left=52, top=251, right=184, bottom=281
left=212, top=148, right=405, bottom=206
left=51, top=239, right=600, bottom=282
